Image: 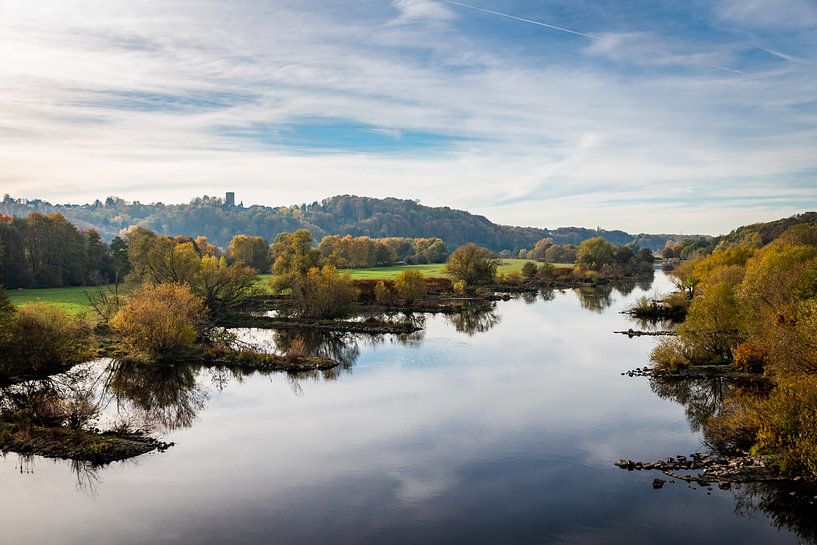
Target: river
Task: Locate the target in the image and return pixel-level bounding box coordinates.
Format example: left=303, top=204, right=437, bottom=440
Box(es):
left=0, top=272, right=810, bottom=544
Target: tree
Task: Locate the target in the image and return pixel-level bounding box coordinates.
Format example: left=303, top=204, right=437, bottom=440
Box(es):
left=291, top=266, right=358, bottom=319
left=110, top=235, right=130, bottom=281
left=445, top=244, right=499, bottom=287
left=269, top=230, right=321, bottom=291
left=670, top=255, right=704, bottom=298
left=394, top=270, right=427, bottom=304
left=229, top=235, right=270, bottom=272
left=196, top=255, right=258, bottom=314
left=521, top=261, right=538, bottom=279
left=111, top=283, right=206, bottom=358
left=576, top=237, right=616, bottom=270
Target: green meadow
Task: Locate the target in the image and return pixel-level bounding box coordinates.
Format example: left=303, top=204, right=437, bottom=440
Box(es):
left=9, top=259, right=571, bottom=312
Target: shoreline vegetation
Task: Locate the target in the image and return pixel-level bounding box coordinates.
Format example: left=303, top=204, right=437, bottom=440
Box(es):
left=0, top=224, right=658, bottom=465
left=617, top=219, right=817, bottom=498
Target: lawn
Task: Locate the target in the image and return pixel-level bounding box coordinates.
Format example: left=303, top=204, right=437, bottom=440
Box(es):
left=7, top=286, right=99, bottom=315
left=10, top=259, right=573, bottom=312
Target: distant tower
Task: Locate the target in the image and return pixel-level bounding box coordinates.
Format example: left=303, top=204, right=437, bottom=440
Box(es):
left=225, top=192, right=236, bottom=207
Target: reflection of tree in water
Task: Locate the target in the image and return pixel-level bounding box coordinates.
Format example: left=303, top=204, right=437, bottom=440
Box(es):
left=104, top=360, right=207, bottom=433
left=636, top=276, right=654, bottom=292
left=649, top=376, right=817, bottom=541
left=446, top=306, right=501, bottom=336
left=539, top=289, right=556, bottom=302
left=274, top=330, right=362, bottom=375
left=71, top=459, right=102, bottom=496
left=650, top=377, right=728, bottom=433
left=521, top=292, right=537, bottom=305
left=734, top=482, right=817, bottom=544
left=575, top=285, right=614, bottom=313
left=614, top=277, right=637, bottom=297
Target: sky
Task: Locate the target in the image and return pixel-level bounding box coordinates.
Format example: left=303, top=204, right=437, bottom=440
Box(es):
left=1, top=0, right=816, bottom=235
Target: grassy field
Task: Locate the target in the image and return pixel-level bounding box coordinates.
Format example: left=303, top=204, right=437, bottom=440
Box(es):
left=9, top=259, right=573, bottom=312
left=6, top=286, right=99, bottom=315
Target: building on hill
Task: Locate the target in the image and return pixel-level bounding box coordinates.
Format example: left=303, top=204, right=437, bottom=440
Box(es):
left=225, top=192, right=236, bottom=207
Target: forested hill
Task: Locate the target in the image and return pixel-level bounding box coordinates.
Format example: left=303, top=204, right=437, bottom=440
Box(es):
left=0, top=194, right=684, bottom=252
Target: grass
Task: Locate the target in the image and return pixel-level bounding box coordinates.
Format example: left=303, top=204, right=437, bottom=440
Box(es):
left=7, top=286, right=97, bottom=315
left=10, top=259, right=575, bottom=311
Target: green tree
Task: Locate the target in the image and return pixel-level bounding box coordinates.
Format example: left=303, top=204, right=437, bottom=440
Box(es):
left=576, top=237, right=616, bottom=270
left=521, top=261, right=538, bottom=279
left=110, top=235, right=131, bottom=281
left=445, top=244, right=499, bottom=287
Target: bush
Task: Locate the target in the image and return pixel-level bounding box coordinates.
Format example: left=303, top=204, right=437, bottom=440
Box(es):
left=374, top=280, right=393, bottom=304
left=521, top=261, right=537, bottom=279
left=291, top=266, right=358, bottom=319
left=394, top=270, right=427, bottom=304
left=110, top=283, right=206, bottom=358
left=756, top=376, right=817, bottom=480
left=0, top=302, right=95, bottom=377
left=733, top=343, right=767, bottom=373
left=650, top=337, right=692, bottom=373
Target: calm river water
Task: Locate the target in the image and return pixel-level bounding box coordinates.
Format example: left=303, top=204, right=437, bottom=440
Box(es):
left=0, top=272, right=811, bottom=544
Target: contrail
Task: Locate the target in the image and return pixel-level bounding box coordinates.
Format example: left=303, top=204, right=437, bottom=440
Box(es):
left=441, top=0, right=742, bottom=74
left=441, top=0, right=597, bottom=39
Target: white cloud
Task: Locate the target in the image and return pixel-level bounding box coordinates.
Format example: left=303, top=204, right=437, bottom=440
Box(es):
left=717, top=0, right=817, bottom=29
left=0, top=0, right=814, bottom=234
left=390, top=0, right=455, bottom=24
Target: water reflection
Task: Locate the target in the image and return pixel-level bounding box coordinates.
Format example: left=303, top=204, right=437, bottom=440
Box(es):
left=103, top=360, right=207, bottom=433
left=3, top=272, right=814, bottom=545
left=446, top=306, right=501, bottom=336
left=575, top=284, right=614, bottom=312
left=649, top=375, right=816, bottom=542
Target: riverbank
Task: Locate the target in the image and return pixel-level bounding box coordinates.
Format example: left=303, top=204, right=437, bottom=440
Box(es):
left=0, top=421, right=171, bottom=464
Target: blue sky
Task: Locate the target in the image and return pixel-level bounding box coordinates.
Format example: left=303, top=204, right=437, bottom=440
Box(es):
left=1, top=0, right=816, bottom=234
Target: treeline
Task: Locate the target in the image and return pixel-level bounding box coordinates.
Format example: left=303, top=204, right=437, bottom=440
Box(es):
left=654, top=223, right=817, bottom=481
left=518, top=236, right=654, bottom=275
left=661, top=211, right=817, bottom=260
left=318, top=235, right=447, bottom=267
left=0, top=211, right=448, bottom=288
left=0, top=213, right=117, bottom=288
left=0, top=193, right=688, bottom=253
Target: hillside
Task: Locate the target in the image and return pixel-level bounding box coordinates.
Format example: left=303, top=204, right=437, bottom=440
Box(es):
left=0, top=194, right=686, bottom=252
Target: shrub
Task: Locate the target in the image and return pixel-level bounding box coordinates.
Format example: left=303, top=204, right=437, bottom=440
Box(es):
left=0, top=303, right=95, bottom=377
left=733, top=343, right=767, bottom=373
left=452, top=280, right=467, bottom=295
left=756, top=376, right=817, bottom=480
left=521, top=261, right=538, bottom=279
left=650, top=337, right=692, bottom=373
left=110, top=283, right=206, bottom=358
left=291, top=266, right=358, bottom=319
left=395, top=270, right=427, bottom=304
left=374, top=280, right=392, bottom=304
left=537, top=262, right=555, bottom=280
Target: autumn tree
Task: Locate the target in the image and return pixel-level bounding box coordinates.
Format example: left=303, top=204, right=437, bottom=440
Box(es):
left=445, top=244, right=499, bottom=287
left=111, top=283, right=206, bottom=357
left=290, top=266, right=358, bottom=319
left=394, top=270, right=427, bottom=304
left=229, top=234, right=270, bottom=272
left=269, top=230, right=321, bottom=291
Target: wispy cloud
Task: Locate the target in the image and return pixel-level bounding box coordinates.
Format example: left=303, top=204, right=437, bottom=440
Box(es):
left=0, top=0, right=814, bottom=234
